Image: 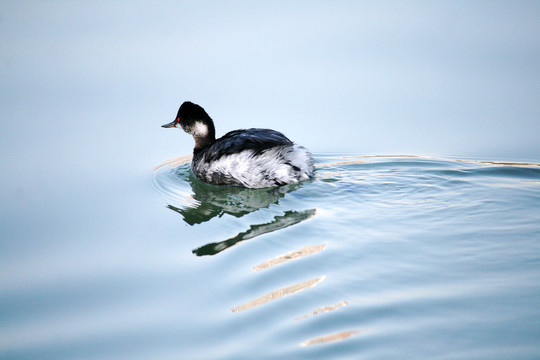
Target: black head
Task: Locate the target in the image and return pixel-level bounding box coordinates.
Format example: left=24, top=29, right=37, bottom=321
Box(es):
left=162, top=101, right=216, bottom=149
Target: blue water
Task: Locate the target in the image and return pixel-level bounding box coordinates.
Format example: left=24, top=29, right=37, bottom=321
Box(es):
left=2, top=154, right=539, bottom=359
left=2, top=1, right=539, bottom=358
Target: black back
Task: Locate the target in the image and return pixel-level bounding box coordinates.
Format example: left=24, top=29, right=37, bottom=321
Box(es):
left=201, top=128, right=293, bottom=162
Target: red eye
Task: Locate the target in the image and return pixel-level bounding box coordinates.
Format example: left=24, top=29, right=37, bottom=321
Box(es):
left=176, top=117, right=181, bottom=122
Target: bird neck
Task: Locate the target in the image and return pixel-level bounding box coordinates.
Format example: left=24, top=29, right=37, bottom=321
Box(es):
left=193, top=135, right=214, bottom=151
left=190, top=118, right=215, bottom=152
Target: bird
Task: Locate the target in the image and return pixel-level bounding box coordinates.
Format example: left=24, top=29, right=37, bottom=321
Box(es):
left=162, top=101, right=314, bottom=188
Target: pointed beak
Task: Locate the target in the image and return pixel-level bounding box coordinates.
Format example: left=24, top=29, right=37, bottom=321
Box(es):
left=161, top=120, right=177, bottom=128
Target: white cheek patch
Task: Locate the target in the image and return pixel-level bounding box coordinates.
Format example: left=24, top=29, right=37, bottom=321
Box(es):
left=192, top=121, right=208, bottom=137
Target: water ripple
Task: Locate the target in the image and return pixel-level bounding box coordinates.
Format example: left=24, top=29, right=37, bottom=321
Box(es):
left=148, top=154, right=540, bottom=359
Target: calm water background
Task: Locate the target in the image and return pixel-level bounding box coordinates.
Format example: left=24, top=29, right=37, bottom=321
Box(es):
left=1, top=1, right=540, bottom=359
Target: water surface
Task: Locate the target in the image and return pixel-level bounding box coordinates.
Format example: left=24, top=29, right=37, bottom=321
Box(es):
left=2, top=154, right=540, bottom=359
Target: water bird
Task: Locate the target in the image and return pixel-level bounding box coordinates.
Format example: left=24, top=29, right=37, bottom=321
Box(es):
left=162, top=101, right=314, bottom=188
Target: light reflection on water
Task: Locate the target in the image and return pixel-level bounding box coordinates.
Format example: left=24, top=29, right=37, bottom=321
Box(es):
left=231, top=276, right=326, bottom=313
left=253, top=244, right=327, bottom=272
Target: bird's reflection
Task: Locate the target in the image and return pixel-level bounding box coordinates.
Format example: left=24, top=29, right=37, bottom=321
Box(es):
left=193, top=209, right=316, bottom=256
left=165, top=164, right=316, bottom=255
left=167, top=168, right=301, bottom=225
